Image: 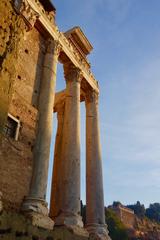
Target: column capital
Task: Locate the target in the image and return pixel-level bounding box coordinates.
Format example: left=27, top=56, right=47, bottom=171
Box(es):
left=64, top=64, right=83, bottom=83
left=46, top=39, right=62, bottom=57
left=85, top=89, right=99, bottom=104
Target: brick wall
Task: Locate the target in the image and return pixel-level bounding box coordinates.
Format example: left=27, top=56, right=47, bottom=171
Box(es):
left=0, top=0, right=26, bottom=140
left=0, top=0, right=46, bottom=210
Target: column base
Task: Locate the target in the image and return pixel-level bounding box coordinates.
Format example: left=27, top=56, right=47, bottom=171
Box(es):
left=55, top=211, right=84, bottom=228
left=21, top=197, right=54, bottom=230
left=86, top=224, right=111, bottom=240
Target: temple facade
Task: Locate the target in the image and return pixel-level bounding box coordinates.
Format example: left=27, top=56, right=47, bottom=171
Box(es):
left=0, top=0, right=110, bottom=239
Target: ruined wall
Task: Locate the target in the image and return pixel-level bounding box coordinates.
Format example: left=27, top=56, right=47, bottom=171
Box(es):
left=0, top=0, right=46, bottom=210
left=120, top=208, right=135, bottom=229
left=111, top=206, right=135, bottom=229
left=0, top=210, right=88, bottom=240
left=0, top=0, right=26, bottom=140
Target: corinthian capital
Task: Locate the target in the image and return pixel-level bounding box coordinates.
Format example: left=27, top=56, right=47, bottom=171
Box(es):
left=14, top=0, right=40, bottom=30
left=85, top=89, right=99, bottom=104
left=64, top=64, right=83, bottom=83
left=46, top=39, right=62, bottom=57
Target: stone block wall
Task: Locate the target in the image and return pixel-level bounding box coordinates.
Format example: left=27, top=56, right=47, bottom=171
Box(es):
left=0, top=210, right=88, bottom=240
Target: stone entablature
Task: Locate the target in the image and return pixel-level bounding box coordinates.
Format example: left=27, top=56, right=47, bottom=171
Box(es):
left=13, top=0, right=99, bottom=93
left=64, top=27, right=93, bottom=69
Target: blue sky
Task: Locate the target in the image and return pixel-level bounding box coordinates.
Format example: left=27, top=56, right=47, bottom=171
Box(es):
left=47, top=0, right=160, bottom=207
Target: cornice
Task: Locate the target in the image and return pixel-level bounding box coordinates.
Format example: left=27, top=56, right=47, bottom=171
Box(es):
left=64, top=27, right=93, bottom=55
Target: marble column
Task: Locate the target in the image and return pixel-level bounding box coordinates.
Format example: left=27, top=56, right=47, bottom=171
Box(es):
left=50, top=103, right=65, bottom=220
left=22, top=39, right=61, bottom=228
left=54, top=64, right=83, bottom=228
left=85, top=90, right=110, bottom=240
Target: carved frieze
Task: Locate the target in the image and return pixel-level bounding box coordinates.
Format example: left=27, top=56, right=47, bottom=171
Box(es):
left=14, top=0, right=39, bottom=30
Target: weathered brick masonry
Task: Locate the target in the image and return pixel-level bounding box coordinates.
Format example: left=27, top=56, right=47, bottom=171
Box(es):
left=0, top=0, right=26, bottom=138
left=0, top=0, right=45, bottom=210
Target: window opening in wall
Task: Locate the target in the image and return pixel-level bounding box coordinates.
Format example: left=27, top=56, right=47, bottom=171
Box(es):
left=3, top=114, right=20, bottom=141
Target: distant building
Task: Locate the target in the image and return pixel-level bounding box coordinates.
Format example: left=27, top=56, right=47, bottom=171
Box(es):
left=109, top=203, right=136, bottom=229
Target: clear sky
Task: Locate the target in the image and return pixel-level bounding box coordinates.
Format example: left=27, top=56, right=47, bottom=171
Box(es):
left=47, top=0, right=160, bottom=208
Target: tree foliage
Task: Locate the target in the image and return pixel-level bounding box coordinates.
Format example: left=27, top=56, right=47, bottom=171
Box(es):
left=146, top=203, right=160, bottom=223
left=113, top=201, right=122, bottom=207
left=127, top=201, right=145, bottom=219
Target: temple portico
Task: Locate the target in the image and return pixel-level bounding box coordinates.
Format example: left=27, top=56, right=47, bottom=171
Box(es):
left=20, top=35, right=110, bottom=238
left=1, top=0, right=111, bottom=239
left=48, top=66, right=110, bottom=239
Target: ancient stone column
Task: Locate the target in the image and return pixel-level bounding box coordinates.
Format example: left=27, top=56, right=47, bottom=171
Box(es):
left=50, top=103, right=65, bottom=220
left=85, top=90, right=110, bottom=240
left=54, top=64, right=83, bottom=228
left=22, top=39, right=61, bottom=228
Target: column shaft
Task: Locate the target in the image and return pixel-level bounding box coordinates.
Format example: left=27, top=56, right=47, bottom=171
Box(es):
left=85, top=90, right=110, bottom=239
left=55, top=65, right=83, bottom=228
left=50, top=103, right=65, bottom=219
left=22, top=39, right=61, bottom=217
